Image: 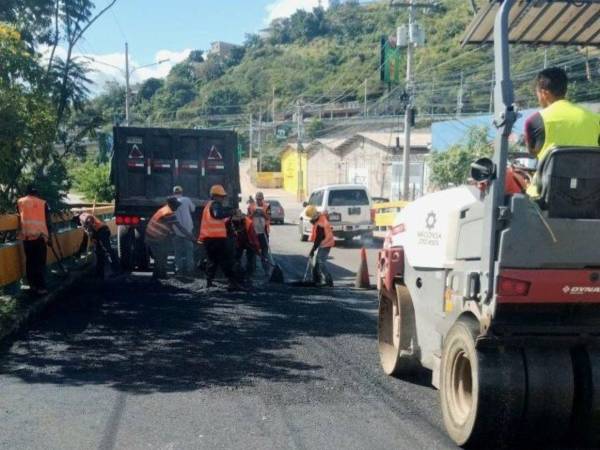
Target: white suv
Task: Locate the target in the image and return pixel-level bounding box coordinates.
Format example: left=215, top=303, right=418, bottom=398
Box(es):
left=299, top=184, right=374, bottom=242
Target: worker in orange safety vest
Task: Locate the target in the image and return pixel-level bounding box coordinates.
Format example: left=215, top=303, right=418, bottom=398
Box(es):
left=73, top=212, right=121, bottom=278
left=198, top=184, right=241, bottom=290
left=16, top=185, right=53, bottom=295
left=305, top=205, right=335, bottom=287
left=146, top=197, right=195, bottom=279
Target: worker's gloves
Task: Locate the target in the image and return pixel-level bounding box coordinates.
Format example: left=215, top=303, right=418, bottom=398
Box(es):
left=309, top=250, right=315, bottom=258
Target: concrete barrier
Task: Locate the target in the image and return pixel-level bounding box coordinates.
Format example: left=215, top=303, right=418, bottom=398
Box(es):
left=254, top=172, right=283, bottom=189
left=0, top=205, right=115, bottom=287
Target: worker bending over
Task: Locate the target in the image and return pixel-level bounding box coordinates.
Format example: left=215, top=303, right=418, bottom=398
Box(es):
left=146, top=197, right=195, bottom=279
left=305, top=205, right=335, bottom=287
left=231, top=209, right=261, bottom=279
left=524, top=67, right=600, bottom=196
left=17, top=185, right=52, bottom=295
left=73, top=212, right=120, bottom=278
left=198, top=185, right=241, bottom=290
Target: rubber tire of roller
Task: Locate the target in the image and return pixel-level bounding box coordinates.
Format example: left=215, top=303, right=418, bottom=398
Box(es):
left=569, top=347, right=600, bottom=446
left=440, top=317, right=526, bottom=448
left=520, top=348, right=574, bottom=445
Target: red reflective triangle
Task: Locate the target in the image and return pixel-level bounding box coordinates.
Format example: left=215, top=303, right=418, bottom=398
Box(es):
left=128, top=144, right=143, bottom=159
left=207, top=145, right=223, bottom=160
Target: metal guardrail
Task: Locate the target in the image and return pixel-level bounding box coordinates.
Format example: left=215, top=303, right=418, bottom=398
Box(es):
left=372, top=200, right=409, bottom=239
left=0, top=205, right=115, bottom=287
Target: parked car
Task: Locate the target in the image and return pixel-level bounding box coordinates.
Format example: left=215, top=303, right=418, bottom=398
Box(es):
left=267, top=199, right=285, bottom=224
left=299, top=184, right=373, bottom=243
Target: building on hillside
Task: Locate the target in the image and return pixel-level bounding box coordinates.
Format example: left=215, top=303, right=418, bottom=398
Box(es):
left=208, top=41, right=238, bottom=58
left=280, top=130, right=431, bottom=201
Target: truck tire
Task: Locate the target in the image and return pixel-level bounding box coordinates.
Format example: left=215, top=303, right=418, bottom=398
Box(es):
left=117, top=226, right=134, bottom=271
left=299, top=219, right=308, bottom=242
left=378, top=283, right=418, bottom=376
left=133, top=227, right=150, bottom=271
left=440, top=317, right=525, bottom=448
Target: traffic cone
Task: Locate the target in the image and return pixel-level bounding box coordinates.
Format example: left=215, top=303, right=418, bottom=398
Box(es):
left=355, top=247, right=371, bottom=289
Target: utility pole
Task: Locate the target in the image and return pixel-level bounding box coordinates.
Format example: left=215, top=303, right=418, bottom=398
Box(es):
left=297, top=100, right=304, bottom=200
left=258, top=107, right=263, bottom=173
left=391, top=0, right=430, bottom=200
left=125, top=42, right=130, bottom=126
left=456, top=71, right=464, bottom=116
left=272, top=86, right=276, bottom=134
left=401, top=0, right=415, bottom=201
left=249, top=114, right=254, bottom=176
left=364, top=78, right=368, bottom=117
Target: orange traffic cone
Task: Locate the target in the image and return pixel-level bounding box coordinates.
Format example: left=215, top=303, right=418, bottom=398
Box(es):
left=355, top=247, right=371, bottom=289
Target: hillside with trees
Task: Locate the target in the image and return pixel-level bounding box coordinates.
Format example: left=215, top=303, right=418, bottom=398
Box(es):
left=93, top=0, right=598, bottom=133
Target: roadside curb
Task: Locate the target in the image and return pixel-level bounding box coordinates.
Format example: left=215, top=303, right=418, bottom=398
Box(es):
left=0, top=262, right=92, bottom=343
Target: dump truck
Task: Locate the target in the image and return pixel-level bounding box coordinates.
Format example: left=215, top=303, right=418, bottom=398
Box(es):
left=111, top=126, right=241, bottom=270
left=376, top=1, right=600, bottom=447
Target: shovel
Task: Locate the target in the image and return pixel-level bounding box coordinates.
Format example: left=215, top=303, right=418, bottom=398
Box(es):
left=49, top=239, right=68, bottom=276
left=287, top=255, right=318, bottom=287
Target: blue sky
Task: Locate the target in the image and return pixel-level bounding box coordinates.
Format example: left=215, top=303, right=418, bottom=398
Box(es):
left=68, top=0, right=330, bottom=90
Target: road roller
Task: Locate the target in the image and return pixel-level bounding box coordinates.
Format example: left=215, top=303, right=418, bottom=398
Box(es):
left=377, top=0, right=600, bottom=447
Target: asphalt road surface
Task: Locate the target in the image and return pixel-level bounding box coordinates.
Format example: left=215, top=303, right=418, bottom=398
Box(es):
left=0, top=225, right=456, bottom=450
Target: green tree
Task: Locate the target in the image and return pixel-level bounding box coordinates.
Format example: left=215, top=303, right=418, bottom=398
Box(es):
left=69, top=158, right=114, bottom=202
left=307, top=117, right=325, bottom=139
left=428, top=126, right=493, bottom=189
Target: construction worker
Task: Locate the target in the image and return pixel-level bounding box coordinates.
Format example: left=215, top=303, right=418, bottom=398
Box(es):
left=73, top=212, right=121, bottom=278
left=16, top=185, right=52, bottom=295
left=172, top=185, right=196, bottom=277
left=198, top=185, right=240, bottom=289
left=146, top=197, right=195, bottom=279
left=524, top=67, right=600, bottom=196
left=231, top=209, right=260, bottom=279
left=305, top=205, right=335, bottom=287
left=247, top=191, right=272, bottom=274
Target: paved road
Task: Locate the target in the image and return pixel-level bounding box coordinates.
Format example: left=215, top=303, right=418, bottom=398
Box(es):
left=0, top=225, right=456, bottom=450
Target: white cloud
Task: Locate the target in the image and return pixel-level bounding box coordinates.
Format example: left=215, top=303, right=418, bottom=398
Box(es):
left=266, top=0, right=329, bottom=23
left=40, top=45, right=192, bottom=95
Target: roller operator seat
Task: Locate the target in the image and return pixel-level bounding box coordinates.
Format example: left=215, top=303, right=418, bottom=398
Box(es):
left=536, top=147, right=600, bottom=219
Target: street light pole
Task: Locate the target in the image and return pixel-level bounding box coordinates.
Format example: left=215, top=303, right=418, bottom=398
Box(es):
left=125, top=42, right=130, bottom=126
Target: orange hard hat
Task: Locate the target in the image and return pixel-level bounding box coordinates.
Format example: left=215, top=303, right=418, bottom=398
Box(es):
left=210, top=184, right=227, bottom=197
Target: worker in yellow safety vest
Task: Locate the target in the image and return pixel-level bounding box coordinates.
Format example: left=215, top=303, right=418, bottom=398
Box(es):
left=305, top=205, right=335, bottom=287
left=198, top=184, right=241, bottom=290
left=524, top=67, right=600, bottom=197
left=16, top=185, right=52, bottom=295
left=73, top=212, right=120, bottom=278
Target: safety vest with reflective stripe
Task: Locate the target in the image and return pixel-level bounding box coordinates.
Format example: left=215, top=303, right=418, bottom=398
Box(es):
left=199, top=201, right=227, bottom=241
left=146, top=205, right=174, bottom=241
left=310, top=214, right=335, bottom=248
left=79, top=212, right=104, bottom=232
left=17, top=195, right=49, bottom=241
left=537, top=99, right=600, bottom=161
left=249, top=201, right=271, bottom=233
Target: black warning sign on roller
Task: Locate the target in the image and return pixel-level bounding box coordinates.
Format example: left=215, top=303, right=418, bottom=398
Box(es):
left=206, top=145, right=225, bottom=170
